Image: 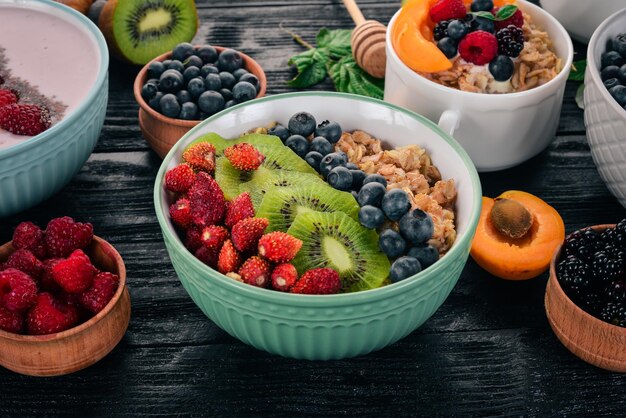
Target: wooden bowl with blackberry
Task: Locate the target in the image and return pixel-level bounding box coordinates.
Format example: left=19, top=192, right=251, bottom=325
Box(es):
left=0, top=217, right=131, bottom=376
left=545, top=220, right=626, bottom=373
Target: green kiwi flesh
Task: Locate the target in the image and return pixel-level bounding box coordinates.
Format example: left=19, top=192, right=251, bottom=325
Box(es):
left=239, top=171, right=325, bottom=209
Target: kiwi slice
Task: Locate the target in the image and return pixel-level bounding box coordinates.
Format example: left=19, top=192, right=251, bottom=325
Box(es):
left=240, top=170, right=325, bottom=208
left=186, top=133, right=283, bottom=157
left=256, top=183, right=359, bottom=232
left=287, top=211, right=391, bottom=292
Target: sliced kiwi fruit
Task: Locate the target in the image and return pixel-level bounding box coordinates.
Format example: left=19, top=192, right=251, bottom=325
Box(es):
left=186, top=133, right=283, bottom=157
left=256, top=183, right=359, bottom=232
left=287, top=211, right=391, bottom=292
left=240, top=170, right=325, bottom=208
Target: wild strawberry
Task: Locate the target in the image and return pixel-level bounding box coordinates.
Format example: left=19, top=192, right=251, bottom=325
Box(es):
left=0, top=306, right=24, bottom=333
left=258, top=232, right=302, bottom=263
left=170, top=198, right=192, bottom=229
left=0, top=89, right=17, bottom=108
left=182, top=142, right=216, bottom=172
left=0, top=103, right=51, bottom=136
left=195, top=246, right=219, bottom=269
left=238, top=256, right=271, bottom=288
left=0, top=268, right=38, bottom=311
left=493, top=7, right=524, bottom=30
left=2, top=249, right=43, bottom=281
left=200, top=225, right=229, bottom=251
left=271, top=263, right=298, bottom=292
left=165, top=163, right=195, bottom=193
left=78, top=271, right=119, bottom=314
left=231, top=217, right=269, bottom=253
left=458, top=30, right=499, bottom=65
left=51, top=249, right=95, bottom=293
left=26, top=292, right=79, bottom=335
left=184, top=227, right=203, bottom=252
left=45, top=216, right=94, bottom=258
left=291, top=268, right=341, bottom=295
left=225, top=192, right=255, bottom=228
left=224, top=143, right=265, bottom=171
left=188, top=172, right=226, bottom=227
left=217, top=239, right=242, bottom=274
left=429, top=0, right=466, bottom=23
left=12, top=221, right=47, bottom=259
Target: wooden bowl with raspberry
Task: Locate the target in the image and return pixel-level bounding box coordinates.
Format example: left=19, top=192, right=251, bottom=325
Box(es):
left=0, top=220, right=130, bottom=377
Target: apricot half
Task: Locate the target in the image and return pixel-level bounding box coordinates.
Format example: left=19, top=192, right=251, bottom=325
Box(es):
left=470, top=190, right=565, bottom=280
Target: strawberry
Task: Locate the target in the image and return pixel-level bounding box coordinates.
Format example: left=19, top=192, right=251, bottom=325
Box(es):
left=165, top=163, right=195, bottom=193
left=231, top=217, right=269, bottom=253
left=238, top=256, right=271, bottom=288
left=493, top=7, right=524, bottom=30
left=217, top=239, right=242, bottom=274
left=200, top=225, right=229, bottom=251
left=458, top=30, right=498, bottom=65
left=78, top=271, right=119, bottom=314
left=195, top=246, right=219, bottom=269
left=188, top=172, right=226, bottom=227
left=170, top=198, right=192, bottom=229
left=0, top=103, right=51, bottom=136
left=0, top=306, right=24, bottom=334
left=2, top=249, right=44, bottom=281
left=45, top=216, right=94, bottom=258
left=225, top=192, right=255, bottom=228
left=182, top=142, right=216, bottom=173
left=429, top=0, right=466, bottom=23
left=271, top=263, right=298, bottom=292
left=224, top=143, right=265, bottom=171
left=258, top=232, right=302, bottom=263
left=290, top=268, right=341, bottom=295
left=51, top=249, right=96, bottom=293
left=26, top=292, right=78, bottom=335
left=184, top=227, right=203, bottom=252
left=12, top=221, right=47, bottom=259
left=0, top=268, right=38, bottom=312
left=0, top=89, right=18, bottom=108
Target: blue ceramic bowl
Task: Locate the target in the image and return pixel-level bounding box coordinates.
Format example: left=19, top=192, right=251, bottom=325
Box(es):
left=154, top=92, right=482, bottom=360
left=0, top=0, right=108, bottom=217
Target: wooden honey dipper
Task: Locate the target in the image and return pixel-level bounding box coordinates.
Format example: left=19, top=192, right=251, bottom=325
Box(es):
left=342, top=0, right=387, bottom=79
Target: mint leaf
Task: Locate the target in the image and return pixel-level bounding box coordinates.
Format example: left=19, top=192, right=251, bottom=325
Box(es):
left=471, top=11, right=495, bottom=20
left=317, top=28, right=352, bottom=58
left=327, top=55, right=384, bottom=100
left=568, top=59, right=587, bottom=81
left=495, top=5, right=518, bottom=21
left=287, top=48, right=329, bottom=88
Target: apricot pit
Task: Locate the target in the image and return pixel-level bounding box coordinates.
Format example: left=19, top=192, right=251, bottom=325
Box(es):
left=490, top=198, right=533, bottom=239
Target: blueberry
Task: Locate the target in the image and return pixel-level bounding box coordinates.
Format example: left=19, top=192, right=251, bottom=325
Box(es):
left=288, top=112, right=317, bottom=137
left=232, top=68, right=249, bottom=80
left=172, top=42, right=194, bottom=62
left=305, top=151, right=324, bottom=171
left=601, top=51, right=625, bottom=69
left=160, top=93, right=181, bottom=118
left=470, top=0, right=493, bottom=12
left=187, top=78, right=205, bottom=99
left=357, top=182, right=387, bottom=207
left=217, top=49, right=243, bottom=72
left=399, top=209, right=434, bottom=245
left=362, top=173, right=387, bottom=188
left=437, top=37, right=458, bottom=58
left=619, top=64, right=626, bottom=83
left=198, top=91, right=225, bottom=115
left=147, top=61, right=165, bottom=79
left=149, top=91, right=164, bottom=111
left=345, top=162, right=358, bottom=170
left=200, top=64, right=219, bottom=77
left=446, top=20, right=468, bottom=41
left=389, top=256, right=421, bottom=283
left=469, top=16, right=495, bottom=33
left=601, top=65, right=620, bottom=81
left=268, top=124, right=290, bottom=142
left=327, top=166, right=353, bottom=191
left=314, top=120, right=342, bottom=143
left=220, top=88, right=233, bottom=102
left=203, top=73, right=222, bottom=91
left=612, top=34, right=626, bottom=58
left=179, top=102, right=198, bottom=120
left=141, top=82, right=158, bottom=101
left=224, top=100, right=237, bottom=109
left=159, top=70, right=184, bottom=92
left=232, top=81, right=257, bottom=102
left=358, top=205, right=385, bottom=229
left=167, top=60, right=185, bottom=73
left=351, top=190, right=359, bottom=200
left=196, top=45, right=218, bottom=64
left=379, top=229, right=407, bottom=259
left=489, top=55, right=514, bottom=81
left=609, top=85, right=626, bottom=106
left=381, top=189, right=411, bottom=221
left=310, top=136, right=333, bottom=155
left=146, top=78, right=159, bottom=86
left=219, top=71, right=237, bottom=90
left=407, top=245, right=439, bottom=269
left=350, top=169, right=366, bottom=191
left=162, top=59, right=172, bottom=68
left=319, top=152, right=347, bottom=177
left=239, top=73, right=259, bottom=91
left=183, top=66, right=201, bottom=82
left=184, top=55, right=203, bottom=69
left=285, top=134, right=309, bottom=158
left=604, top=78, right=622, bottom=90
left=175, top=89, right=192, bottom=104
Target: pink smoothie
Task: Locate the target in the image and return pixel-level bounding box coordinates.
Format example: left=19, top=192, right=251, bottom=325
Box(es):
left=0, top=2, right=101, bottom=149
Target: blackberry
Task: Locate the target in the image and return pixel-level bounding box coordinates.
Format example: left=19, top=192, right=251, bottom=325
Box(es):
left=593, top=252, right=625, bottom=282
left=598, top=303, right=626, bottom=327
left=434, top=20, right=451, bottom=41
left=578, top=290, right=605, bottom=317
left=496, top=25, right=524, bottom=58
left=559, top=271, right=593, bottom=300
left=616, top=218, right=626, bottom=236
left=605, top=280, right=626, bottom=303
left=557, top=255, right=590, bottom=279
left=564, top=230, right=584, bottom=257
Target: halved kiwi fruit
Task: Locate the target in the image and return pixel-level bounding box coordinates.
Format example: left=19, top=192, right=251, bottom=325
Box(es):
left=239, top=170, right=325, bottom=208
left=287, top=211, right=391, bottom=292
left=256, top=183, right=359, bottom=232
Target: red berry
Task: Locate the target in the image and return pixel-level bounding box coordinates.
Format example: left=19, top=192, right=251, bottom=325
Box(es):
left=271, top=263, right=298, bottom=292
left=458, top=30, right=499, bottom=65
left=12, top=221, right=47, bottom=259
left=217, top=239, right=242, bottom=274
left=78, top=271, right=119, bottom=314
left=0, top=89, right=17, bottom=108
left=258, top=232, right=303, bottom=263
left=238, top=256, right=271, bottom=288
left=225, top=192, right=255, bottom=228
left=188, top=172, right=226, bottom=227
left=184, top=227, right=203, bottom=252
left=40, top=258, right=63, bottom=292
left=182, top=142, right=216, bottom=173
left=291, top=268, right=341, bottom=295
left=165, top=163, right=195, bottom=193
left=200, top=225, right=229, bottom=251
left=224, top=143, right=265, bottom=171
left=2, top=249, right=43, bottom=281
left=493, top=7, right=524, bottom=30
left=0, top=268, right=38, bottom=311
left=195, top=246, right=219, bottom=268
left=0, top=103, right=51, bottom=136
left=44, top=216, right=94, bottom=258
left=51, top=249, right=96, bottom=293
left=429, top=0, right=466, bottom=23
left=26, top=292, right=79, bottom=335
left=169, top=197, right=192, bottom=229
left=230, top=217, right=269, bottom=253
left=0, top=306, right=24, bottom=334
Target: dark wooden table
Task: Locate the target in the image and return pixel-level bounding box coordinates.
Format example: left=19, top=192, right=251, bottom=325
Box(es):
left=1, top=0, right=625, bottom=415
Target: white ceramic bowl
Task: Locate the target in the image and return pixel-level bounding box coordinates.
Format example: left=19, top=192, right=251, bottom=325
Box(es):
left=384, top=0, right=573, bottom=172
left=583, top=8, right=626, bottom=208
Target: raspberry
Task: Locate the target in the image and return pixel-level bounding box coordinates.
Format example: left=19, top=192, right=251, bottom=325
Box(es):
left=0, top=103, right=51, bottom=136
left=429, top=0, right=466, bottom=23
left=195, top=246, right=219, bottom=269
left=271, top=263, right=298, bottom=292
left=224, top=143, right=265, bottom=171
left=2, top=249, right=44, bottom=281
left=26, top=292, right=79, bottom=335
left=0, top=306, right=24, bottom=333
left=238, top=256, right=271, bottom=288
left=258, top=232, right=303, bottom=263
left=225, top=192, right=255, bottom=228
left=458, top=30, right=498, bottom=65
left=230, top=217, right=269, bottom=253
left=165, top=164, right=195, bottom=193
left=51, top=249, right=96, bottom=293
left=40, top=258, right=63, bottom=292
left=182, top=142, right=216, bottom=173
left=217, top=239, right=242, bottom=274
left=496, top=25, right=524, bottom=58
left=0, top=268, right=38, bottom=311
left=290, top=268, right=341, bottom=295
left=45, top=216, right=94, bottom=258
left=0, top=89, right=18, bottom=108
left=200, top=225, right=229, bottom=251
left=78, top=271, right=119, bottom=314
left=493, top=7, right=524, bottom=31
left=12, top=221, right=47, bottom=259
left=188, top=172, right=226, bottom=227
left=184, top=227, right=203, bottom=252
left=170, top=198, right=192, bottom=229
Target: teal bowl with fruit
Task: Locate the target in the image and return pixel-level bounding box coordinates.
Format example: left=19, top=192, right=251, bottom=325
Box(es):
left=0, top=0, right=108, bottom=217
left=154, top=92, right=482, bottom=360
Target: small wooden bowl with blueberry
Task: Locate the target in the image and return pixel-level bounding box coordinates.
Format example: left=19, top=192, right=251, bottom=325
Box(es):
left=545, top=221, right=626, bottom=373
left=134, top=42, right=267, bottom=158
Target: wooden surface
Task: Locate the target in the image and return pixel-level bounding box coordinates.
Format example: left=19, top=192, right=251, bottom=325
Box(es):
left=1, top=0, right=625, bottom=415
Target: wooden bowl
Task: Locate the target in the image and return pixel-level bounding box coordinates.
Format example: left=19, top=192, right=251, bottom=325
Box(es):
left=133, top=46, right=267, bottom=159
left=545, top=224, right=626, bottom=372
left=0, top=236, right=131, bottom=376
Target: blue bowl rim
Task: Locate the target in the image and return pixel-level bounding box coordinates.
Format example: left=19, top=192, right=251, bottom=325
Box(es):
left=154, top=91, right=482, bottom=306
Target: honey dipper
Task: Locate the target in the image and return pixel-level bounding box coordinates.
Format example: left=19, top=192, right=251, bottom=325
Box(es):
left=342, top=0, right=387, bottom=78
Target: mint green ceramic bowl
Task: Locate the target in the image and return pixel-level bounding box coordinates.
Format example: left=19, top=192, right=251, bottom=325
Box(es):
left=154, top=92, right=482, bottom=360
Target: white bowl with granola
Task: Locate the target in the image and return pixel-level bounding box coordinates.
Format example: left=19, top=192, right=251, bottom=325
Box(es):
left=384, top=0, right=573, bottom=172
